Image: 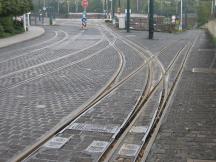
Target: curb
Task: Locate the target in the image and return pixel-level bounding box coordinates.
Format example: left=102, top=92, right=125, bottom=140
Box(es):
left=0, top=26, right=45, bottom=48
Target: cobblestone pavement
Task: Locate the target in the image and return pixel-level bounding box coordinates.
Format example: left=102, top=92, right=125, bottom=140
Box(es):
left=146, top=31, right=216, bottom=161
left=0, top=24, right=123, bottom=162
left=25, top=67, right=148, bottom=162
left=1, top=20, right=215, bottom=162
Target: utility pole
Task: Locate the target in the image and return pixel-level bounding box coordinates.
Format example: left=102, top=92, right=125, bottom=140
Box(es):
left=43, top=0, right=46, bottom=9
left=179, top=0, right=183, bottom=31
left=67, top=0, right=70, bottom=13
left=149, top=0, right=154, bottom=39
left=126, top=0, right=130, bottom=32
left=211, top=0, right=214, bottom=15
left=104, top=0, right=107, bottom=18
left=112, top=0, right=115, bottom=22
left=57, top=0, right=60, bottom=15
left=184, top=0, right=187, bottom=29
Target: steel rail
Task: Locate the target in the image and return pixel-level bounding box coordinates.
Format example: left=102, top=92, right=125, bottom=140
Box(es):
left=138, top=33, right=200, bottom=162
left=0, top=30, right=68, bottom=65
left=10, top=25, right=124, bottom=162
left=15, top=23, right=150, bottom=162
left=97, top=29, right=191, bottom=162
left=0, top=30, right=58, bottom=56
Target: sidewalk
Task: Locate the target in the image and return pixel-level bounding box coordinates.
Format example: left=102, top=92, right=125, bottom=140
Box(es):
left=208, top=20, right=216, bottom=38
left=0, top=26, right=45, bottom=48
left=146, top=31, right=216, bottom=162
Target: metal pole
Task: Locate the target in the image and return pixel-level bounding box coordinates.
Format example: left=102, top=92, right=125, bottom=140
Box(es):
left=112, top=0, right=115, bottom=23
left=179, top=0, right=183, bottom=30
left=23, top=14, right=27, bottom=31
left=57, top=0, right=59, bottom=15
left=67, top=0, right=69, bottom=13
left=111, top=0, right=113, bottom=19
left=185, top=0, right=187, bottom=29
left=43, top=0, right=46, bottom=8
left=149, top=0, right=154, bottom=39
left=104, top=0, right=107, bottom=18
left=126, top=0, right=130, bottom=32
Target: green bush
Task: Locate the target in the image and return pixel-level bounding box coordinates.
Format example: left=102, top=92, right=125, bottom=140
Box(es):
left=0, top=17, right=24, bottom=38
left=0, top=17, right=15, bottom=34
left=0, top=23, right=4, bottom=37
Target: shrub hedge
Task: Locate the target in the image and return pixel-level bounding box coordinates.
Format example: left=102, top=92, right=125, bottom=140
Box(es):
left=0, top=0, right=32, bottom=38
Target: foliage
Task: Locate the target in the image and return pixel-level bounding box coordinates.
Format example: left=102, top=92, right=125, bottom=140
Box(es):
left=0, top=0, right=33, bottom=17
left=197, top=1, right=212, bottom=26
left=0, top=0, right=32, bottom=38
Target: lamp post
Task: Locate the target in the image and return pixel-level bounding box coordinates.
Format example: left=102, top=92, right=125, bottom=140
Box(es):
left=149, top=0, right=154, bottom=39
left=126, top=0, right=130, bottom=32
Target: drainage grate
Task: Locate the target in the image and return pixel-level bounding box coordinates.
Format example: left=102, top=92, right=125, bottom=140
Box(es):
left=85, top=141, right=109, bottom=153
left=130, top=126, right=148, bottom=133
left=44, top=137, right=69, bottom=149
left=192, top=68, right=216, bottom=74
left=118, top=144, right=140, bottom=157
left=68, top=123, right=119, bottom=134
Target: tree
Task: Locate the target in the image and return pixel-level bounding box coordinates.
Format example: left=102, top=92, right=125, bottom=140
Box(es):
left=0, top=0, right=33, bottom=17
left=197, top=0, right=211, bottom=25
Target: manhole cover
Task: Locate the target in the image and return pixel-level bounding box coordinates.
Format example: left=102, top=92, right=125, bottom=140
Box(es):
left=118, top=144, right=140, bottom=157
left=130, top=126, right=148, bottom=133
left=44, top=137, right=69, bottom=149
left=68, top=123, right=119, bottom=134
left=85, top=141, right=109, bottom=153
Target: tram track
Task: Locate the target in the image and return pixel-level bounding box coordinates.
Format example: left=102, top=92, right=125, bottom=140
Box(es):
left=138, top=34, right=200, bottom=162
left=0, top=30, right=67, bottom=65
left=0, top=29, right=58, bottom=55
left=6, top=23, right=199, bottom=162
left=99, top=32, right=200, bottom=162
left=0, top=29, right=110, bottom=90
left=10, top=23, right=149, bottom=162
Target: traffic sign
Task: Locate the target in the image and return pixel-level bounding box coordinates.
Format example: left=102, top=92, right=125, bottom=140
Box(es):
left=82, top=0, right=88, bottom=8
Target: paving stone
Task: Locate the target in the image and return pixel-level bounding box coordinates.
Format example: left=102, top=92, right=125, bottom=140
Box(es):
left=146, top=31, right=216, bottom=162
